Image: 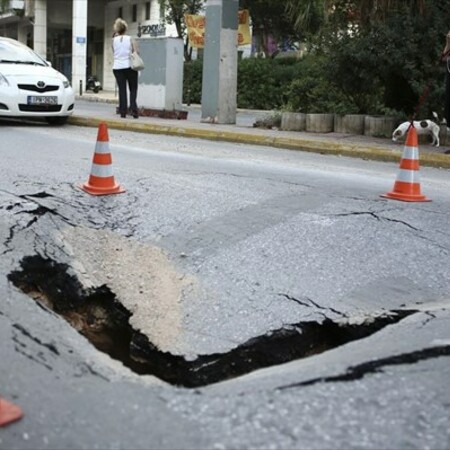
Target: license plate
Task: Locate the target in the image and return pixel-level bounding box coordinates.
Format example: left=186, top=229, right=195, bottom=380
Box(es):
left=27, top=96, right=57, bottom=105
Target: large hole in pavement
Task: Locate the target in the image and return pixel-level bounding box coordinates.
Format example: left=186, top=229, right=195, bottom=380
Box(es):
left=8, top=255, right=416, bottom=388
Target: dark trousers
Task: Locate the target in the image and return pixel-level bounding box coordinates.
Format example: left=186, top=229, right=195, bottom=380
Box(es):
left=113, top=68, right=138, bottom=116
left=445, top=69, right=450, bottom=126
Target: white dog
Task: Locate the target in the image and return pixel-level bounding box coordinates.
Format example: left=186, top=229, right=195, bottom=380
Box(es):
left=392, top=120, right=440, bottom=147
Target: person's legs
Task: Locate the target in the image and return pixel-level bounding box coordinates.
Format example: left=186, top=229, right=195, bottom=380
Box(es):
left=444, top=65, right=450, bottom=127
left=113, top=69, right=128, bottom=117
left=126, top=68, right=139, bottom=117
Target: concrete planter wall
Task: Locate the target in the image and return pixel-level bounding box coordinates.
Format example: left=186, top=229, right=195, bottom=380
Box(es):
left=306, top=113, right=334, bottom=133
left=364, top=116, right=396, bottom=138
left=280, top=112, right=403, bottom=138
left=334, top=115, right=344, bottom=133
left=334, top=114, right=365, bottom=134
left=281, top=112, right=306, bottom=131
left=344, top=114, right=365, bottom=135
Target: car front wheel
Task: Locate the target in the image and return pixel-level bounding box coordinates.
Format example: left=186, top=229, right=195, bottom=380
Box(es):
left=46, top=116, right=68, bottom=125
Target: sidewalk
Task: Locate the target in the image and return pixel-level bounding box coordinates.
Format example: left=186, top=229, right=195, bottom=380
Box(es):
left=71, top=91, right=450, bottom=169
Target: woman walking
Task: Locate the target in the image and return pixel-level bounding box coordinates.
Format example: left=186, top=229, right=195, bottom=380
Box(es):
left=112, top=18, right=139, bottom=118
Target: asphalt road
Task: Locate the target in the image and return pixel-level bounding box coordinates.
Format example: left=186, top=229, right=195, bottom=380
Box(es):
left=1, top=121, right=449, bottom=449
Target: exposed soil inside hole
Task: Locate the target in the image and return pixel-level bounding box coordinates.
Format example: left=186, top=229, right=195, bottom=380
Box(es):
left=8, top=255, right=416, bottom=388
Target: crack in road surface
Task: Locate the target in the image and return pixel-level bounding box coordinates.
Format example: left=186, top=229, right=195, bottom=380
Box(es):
left=278, top=345, right=450, bottom=390
left=279, top=293, right=349, bottom=318
left=332, top=210, right=420, bottom=231
left=9, top=254, right=417, bottom=388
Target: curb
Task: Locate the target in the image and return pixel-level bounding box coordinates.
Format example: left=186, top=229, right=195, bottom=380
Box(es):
left=68, top=115, right=450, bottom=170
left=75, top=94, right=117, bottom=104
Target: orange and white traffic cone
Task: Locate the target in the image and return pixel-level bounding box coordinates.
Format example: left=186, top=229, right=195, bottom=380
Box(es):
left=80, top=122, right=125, bottom=196
left=0, top=397, right=23, bottom=427
left=381, top=124, right=431, bottom=202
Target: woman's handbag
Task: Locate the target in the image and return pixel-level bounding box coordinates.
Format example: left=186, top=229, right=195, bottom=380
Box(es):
left=131, top=52, right=145, bottom=71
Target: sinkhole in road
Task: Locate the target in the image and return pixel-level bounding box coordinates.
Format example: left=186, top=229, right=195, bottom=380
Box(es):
left=9, top=255, right=415, bottom=388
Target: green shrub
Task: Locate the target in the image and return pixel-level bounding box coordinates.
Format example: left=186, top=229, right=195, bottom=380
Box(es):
left=238, top=59, right=278, bottom=109
left=183, top=59, right=203, bottom=104
left=283, top=55, right=362, bottom=114
left=183, top=55, right=374, bottom=114
left=323, top=2, right=449, bottom=117
left=183, top=57, right=302, bottom=110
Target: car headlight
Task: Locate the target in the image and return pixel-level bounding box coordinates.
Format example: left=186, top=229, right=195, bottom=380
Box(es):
left=0, top=73, right=10, bottom=87
left=62, top=79, right=70, bottom=89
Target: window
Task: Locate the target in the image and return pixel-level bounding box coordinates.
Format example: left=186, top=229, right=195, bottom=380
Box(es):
left=145, top=2, right=150, bottom=20
left=118, top=7, right=123, bottom=18
left=132, top=4, right=137, bottom=22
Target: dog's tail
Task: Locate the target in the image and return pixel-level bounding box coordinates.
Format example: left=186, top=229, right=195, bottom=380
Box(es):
left=432, top=111, right=446, bottom=124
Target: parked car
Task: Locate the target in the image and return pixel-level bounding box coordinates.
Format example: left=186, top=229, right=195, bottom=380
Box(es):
left=0, top=37, right=74, bottom=125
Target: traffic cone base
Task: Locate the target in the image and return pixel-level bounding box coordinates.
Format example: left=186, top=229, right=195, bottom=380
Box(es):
left=0, top=397, right=23, bottom=427
left=79, top=179, right=125, bottom=196
left=381, top=182, right=430, bottom=202
left=381, top=124, right=431, bottom=202
left=80, top=122, right=125, bottom=196
left=381, top=191, right=431, bottom=202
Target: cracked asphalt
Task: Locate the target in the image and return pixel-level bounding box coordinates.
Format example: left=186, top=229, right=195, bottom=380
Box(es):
left=1, top=117, right=450, bottom=449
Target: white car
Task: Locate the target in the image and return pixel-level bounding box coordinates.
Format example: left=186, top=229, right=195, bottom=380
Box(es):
left=0, top=37, right=74, bottom=125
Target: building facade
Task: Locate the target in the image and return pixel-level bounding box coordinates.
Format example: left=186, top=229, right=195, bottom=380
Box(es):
left=0, top=0, right=174, bottom=91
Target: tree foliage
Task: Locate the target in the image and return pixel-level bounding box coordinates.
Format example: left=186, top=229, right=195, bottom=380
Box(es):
left=285, top=0, right=330, bottom=37
left=0, top=0, right=10, bottom=14
left=285, top=0, right=427, bottom=31
left=181, top=0, right=450, bottom=117
left=280, top=0, right=450, bottom=117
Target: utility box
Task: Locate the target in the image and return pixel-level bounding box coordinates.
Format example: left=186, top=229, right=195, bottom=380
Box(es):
left=136, top=37, right=184, bottom=112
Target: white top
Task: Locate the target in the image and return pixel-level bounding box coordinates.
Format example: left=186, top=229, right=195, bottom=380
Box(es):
left=112, top=35, right=132, bottom=70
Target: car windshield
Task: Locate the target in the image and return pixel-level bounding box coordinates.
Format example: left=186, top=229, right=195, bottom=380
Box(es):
left=0, top=40, right=47, bottom=66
